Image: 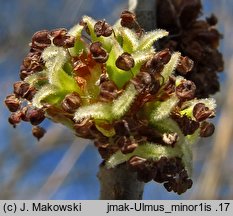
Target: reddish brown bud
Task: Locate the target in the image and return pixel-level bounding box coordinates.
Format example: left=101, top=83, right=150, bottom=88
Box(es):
left=200, top=121, right=215, bottom=137
left=23, top=52, right=43, bottom=71
left=20, top=52, right=44, bottom=80
left=27, top=109, right=45, bottom=125
left=31, top=30, right=51, bottom=51
left=13, top=81, right=37, bottom=101
left=20, top=107, right=29, bottom=122
left=94, top=20, right=113, bottom=37
left=99, top=80, right=118, bottom=102
left=128, top=156, right=147, bottom=169
left=131, top=71, right=160, bottom=94
left=120, top=10, right=137, bottom=29
left=32, top=126, right=46, bottom=141
left=4, top=94, right=20, bottom=112
left=121, top=142, right=138, bottom=154
left=177, top=56, right=194, bottom=75
left=90, top=42, right=109, bottom=63
left=50, top=28, right=67, bottom=38
left=13, top=81, right=30, bottom=97
left=61, top=92, right=81, bottom=113
left=176, top=80, right=196, bottom=100
left=172, top=114, right=199, bottom=136
left=158, top=49, right=172, bottom=65
left=74, top=118, right=94, bottom=139
left=50, top=28, right=75, bottom=48
left=193, top=103, right=214, bottom=122
left=24, top=86, right=37, bottom=101
left=145, top=49, right=171, bottom=74
left=206, top=14, right=218, bottom=26
left=8, top=112, right=22, bottom=127
left=97, top=73, right=109, bottom=85
left=115, top=52, right=135, bottom=71
left=114, top=120, right=131, bottom=137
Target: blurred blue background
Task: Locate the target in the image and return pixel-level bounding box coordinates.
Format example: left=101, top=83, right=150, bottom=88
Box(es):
left=0, top=0, right=232, bottom=200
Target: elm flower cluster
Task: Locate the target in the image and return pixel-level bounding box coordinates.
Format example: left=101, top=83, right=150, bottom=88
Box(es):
left=5, top=11, right=216, bottom=194
left=156, top=0, right=224, bottom=98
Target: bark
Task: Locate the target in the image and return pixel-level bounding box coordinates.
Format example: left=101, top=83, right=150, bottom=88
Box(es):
left=98, top=163, right=145, bottom=200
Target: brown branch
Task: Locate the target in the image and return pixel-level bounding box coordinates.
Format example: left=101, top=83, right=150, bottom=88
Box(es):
left=98, top=163, right=144, bottom=200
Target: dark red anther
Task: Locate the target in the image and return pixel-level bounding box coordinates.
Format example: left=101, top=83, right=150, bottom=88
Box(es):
left=145, top=49, right=171, bottom=74
left=200, top=121, right=215, bottom=137
left=26, top=108, right=45, bottom=125
left=115, top=52, right=135, bottom=71
left=31, top=30, right=51, bottom=51
left=8, top=112, right=22, bottom=128
left=13, top=81, right=30, bottom=98
left=20, top=107, right=29, bottom=122
left=94, top=20, right=113, bottom=37
left=50, top=28, right=67, bottom=38
left=4, top=94, right=20, bottom=112
left=114, top=120, right=131, bottom=137
left=120, top=10, right=137, bottom=29
left=172, top=114, right=199, bottom=136
left=73, top=118, right=94, bottom=139
left=206, top=14, right=218, bottom=26
left=99, top=80, right=118, bottom=102
left=193, top=103, right=214, bottom=122
left=177, top=56, right=194, bottom=75
left=61, top=92, right=81, bottom=113
left=90, top=42, right=109, bottom=63
left=176, top=80, right=196, bottom=100
left=128, top=156, right=147, bottom=169
left=23, top=86, right=37, bottom=101
left=121, top=142, right=138, bottom=154
left=50, top=28, right=75, bottom=48
left=32, top=126, right=46, bottom=141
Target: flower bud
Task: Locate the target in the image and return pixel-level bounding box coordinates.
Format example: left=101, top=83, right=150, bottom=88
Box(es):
left=114, top=120, right=131, bottom=137
left=32, top=126, right=46, bottom=140
left=128, top=156, right=146, bottom=169
left=4, top=94, right=20, bottom=112
left=23, top=86, right=37, bottom=101
left=99, top=80, right=118, bottom=102
left=177, top=56, right=194, bottom=75
left=13, top=81, right=29, bottom=97
left=31, top=30, right=51, bottom=51
left=206, top=14, right=218, bottom=26
left=90, top=42, right=109, bottom=63
left=176, top=80, right=196, bottom=100
left=51, top=28, right=75, bottom=48
left=94, top=20, right=113, bottom=37
left=50, top=28, right=67, bottom=38
left=27, top=108, right=45, bottom=125
left=193, top=103, right=214, bottom=122
left=200, top=121, right=215, bottom=137
left=8, top=112, right=22, bottom=127
left=115, top=52, right=135, bottom=71
left=145, top=49, right=171, bottom=74
left=61, top=92, right=81, bottom=113
left=74, top=118, right=94, bottom=139
left=20, top=107, right=29, bottom=122
left=172, top=114, right=199, bottom=136
left=120, top=11, right=137, bottom=29
left=23, top=52, right=43, bottom=71
left=121, top=142, right=138, bottom=154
